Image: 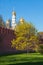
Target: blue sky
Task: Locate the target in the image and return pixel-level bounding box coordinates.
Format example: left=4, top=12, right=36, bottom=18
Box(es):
left=0, top=0, right=43, bottom=32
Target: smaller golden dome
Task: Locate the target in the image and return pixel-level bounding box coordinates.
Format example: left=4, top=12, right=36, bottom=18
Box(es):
left=20, top=18, right=24, bottom=24
left=12, top=11, right=16, bottom=16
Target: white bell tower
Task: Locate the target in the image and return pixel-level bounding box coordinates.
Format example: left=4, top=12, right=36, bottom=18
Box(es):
left=12, top=11, right=16, bottom=29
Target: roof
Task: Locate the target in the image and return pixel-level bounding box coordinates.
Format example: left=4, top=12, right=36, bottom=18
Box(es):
left=38, top=32, right=43, bottom=34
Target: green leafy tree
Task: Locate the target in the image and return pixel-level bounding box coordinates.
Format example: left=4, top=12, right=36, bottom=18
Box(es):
left=0, top=15, right=5, bottom=27
left=39, top=44, right=43, bottom=54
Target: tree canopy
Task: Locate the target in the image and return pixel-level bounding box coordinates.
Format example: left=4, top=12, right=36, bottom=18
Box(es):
left=11, top=20, right=39, bottom=52
left=0, top=15, right=5, bottom=27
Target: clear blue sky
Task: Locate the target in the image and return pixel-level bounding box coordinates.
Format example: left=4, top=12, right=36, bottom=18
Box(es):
left=0, top=0, right=43, bottom=32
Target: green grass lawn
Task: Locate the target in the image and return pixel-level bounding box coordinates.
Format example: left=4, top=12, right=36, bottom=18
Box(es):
left=0, top=53, right=43, bottom=65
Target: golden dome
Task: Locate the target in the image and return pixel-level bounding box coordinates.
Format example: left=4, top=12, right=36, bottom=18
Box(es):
left=20, top=18, right=24, bottom=22
left=12, top=11, right=16, bottom=16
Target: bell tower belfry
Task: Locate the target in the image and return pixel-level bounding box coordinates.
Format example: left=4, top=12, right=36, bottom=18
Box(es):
left=11, top=11, right=16, bottom=29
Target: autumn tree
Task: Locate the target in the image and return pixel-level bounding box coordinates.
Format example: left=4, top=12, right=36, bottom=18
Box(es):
left=11, top=19, right=39, bottom=52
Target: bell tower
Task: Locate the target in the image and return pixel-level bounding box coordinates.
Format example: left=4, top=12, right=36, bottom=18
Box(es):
left=12, top=11, right=16, bottom=29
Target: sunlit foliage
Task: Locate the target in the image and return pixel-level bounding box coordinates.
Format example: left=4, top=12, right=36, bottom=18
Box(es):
left=11, top=20, right=39, bottom=52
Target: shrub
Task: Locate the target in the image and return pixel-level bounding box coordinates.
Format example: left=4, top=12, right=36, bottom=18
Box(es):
left=39, top=44, right=43, bottom=54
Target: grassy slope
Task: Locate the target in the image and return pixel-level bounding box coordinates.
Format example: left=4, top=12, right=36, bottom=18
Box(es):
left=0, top=53, right=43, bottom=65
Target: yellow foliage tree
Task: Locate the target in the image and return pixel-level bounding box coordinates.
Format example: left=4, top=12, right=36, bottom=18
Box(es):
left=11, top=20, right=39, bottom=52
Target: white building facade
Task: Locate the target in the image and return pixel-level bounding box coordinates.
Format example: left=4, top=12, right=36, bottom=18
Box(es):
left=11, top=11, right=16, bottom=29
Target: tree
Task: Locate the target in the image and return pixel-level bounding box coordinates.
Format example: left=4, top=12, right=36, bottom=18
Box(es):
left=38, top=44, right=43, bottom=54
left=28, top=35, right=39, bottom=52
left=11, top=20, right=39, bottom=52
left=0, top=15, right=5, bottom=27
